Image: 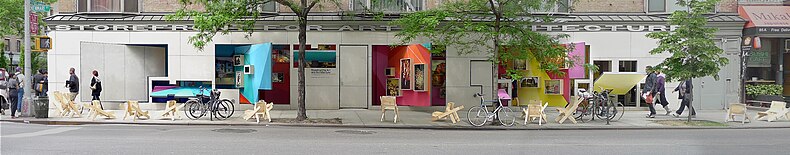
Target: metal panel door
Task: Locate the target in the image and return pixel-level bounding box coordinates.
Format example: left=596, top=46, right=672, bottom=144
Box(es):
left=339, top=46, right=369, bottom=108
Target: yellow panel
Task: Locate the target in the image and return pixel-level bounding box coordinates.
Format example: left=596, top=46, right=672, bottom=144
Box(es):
left=593, top=73, right=646, bottom=95
left=516, top=58, right=568, bottom=107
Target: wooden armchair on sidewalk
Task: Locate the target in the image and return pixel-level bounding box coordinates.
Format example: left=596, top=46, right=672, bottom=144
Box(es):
left=555, top=96, right=583, bottom=124
left=161, top=100, right=185, bottom=121
left=243, top=100, right=274, bottom=123
left=756, top=101, right=789, bottom=122
left=123, top=101, right=150, bottom=121
left=523, top=100, right=548, bottom=125
left=53, top=91, right=81, bottom=118
left=84, top=100, right=115, bottom=121
left=726, top=103, right=750, bottom=124
left=380, top=96, right=399, bottom=123
left=432, top=102, right=464, bottom=123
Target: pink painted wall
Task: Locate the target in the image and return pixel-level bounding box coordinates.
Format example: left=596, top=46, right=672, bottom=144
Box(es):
left=387, top=45, right=432, bottom=106
left=568, top=42, right=587, bottom=79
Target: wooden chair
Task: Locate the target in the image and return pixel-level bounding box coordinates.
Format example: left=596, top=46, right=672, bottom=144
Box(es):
left=756, top=101, right=789, bottom=122
left=380, top=96, right=399, bottom=123
left=432, top=102, right=465, bottom=123
left=123, top=100, right=149, bottom=121
left=53, top=91, right=81, bottom=118
left=726, top=103, right=750, bottom=124
left=243, top=100, right=274, bottom=123
left=555, top=96, right=583, bottom=124
left=85, top=100, right=115, bottom=121
left=523, top=101, right=548, bottom=125
left=161, top=100, right=185, bottom=121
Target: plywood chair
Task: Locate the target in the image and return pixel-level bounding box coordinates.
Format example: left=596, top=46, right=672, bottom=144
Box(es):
left=432, top=102, right=465, bottom=123
left=726, top=103, right=750, bottom=124
left=555, top=96, right=583, bottom=124
left=523, top=101, right=548, bottom=125
left=161, top=100, right=185, bottom=121
left=243, top=100, right=274, bottom=123
left=53, top=91, right=81, bottom=118
left=756, top=101, right=790, bottom=122
left=123, top=100, right=149, bottom=121
left=380, top=96, right=399, bottom=123
left=85, top=100, right=115, bottom=121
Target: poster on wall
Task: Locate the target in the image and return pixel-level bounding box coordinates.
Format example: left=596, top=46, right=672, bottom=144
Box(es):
left=432, top=60, right=446, bottom=86
left=272, top=72, right=284, bottom=83
left=293, top=50, right=337, bottom=68
left=545, top=79, right=563, bottom=95
left=386, top=78, right=401, bottom=96
left=400, top=58, right=412, bottom=90
left=413, top=63, right=427, bottom=91
left=521, top=77, right=539, bottom=88
left=233, top=55, right=244, bottom=66
left=235, top=71, right=244, bottom=88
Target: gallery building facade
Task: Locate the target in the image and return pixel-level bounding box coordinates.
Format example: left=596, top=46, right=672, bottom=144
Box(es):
left=43, top=0, right=745, bottom=110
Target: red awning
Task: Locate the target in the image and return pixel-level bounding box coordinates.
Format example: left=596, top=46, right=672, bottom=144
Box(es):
left=739, top=6, right=790, bottom=28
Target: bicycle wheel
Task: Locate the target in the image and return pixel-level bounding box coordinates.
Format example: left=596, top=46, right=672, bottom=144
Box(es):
left=595, top=100, right=617, bottom=121
left=214, top=100, right=234, bottom=119
left=611, top=102, right=625, bottom=122
left=185, top=100, right=205, bottom=120
left=467, top=106, right=488, bottom=127
left=573, top=100, right=593, bottom=122
left=497, top=107, right=516, bottom=127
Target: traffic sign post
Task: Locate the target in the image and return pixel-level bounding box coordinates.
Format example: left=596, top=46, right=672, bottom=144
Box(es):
left=31, top=0, right=50, bottom=12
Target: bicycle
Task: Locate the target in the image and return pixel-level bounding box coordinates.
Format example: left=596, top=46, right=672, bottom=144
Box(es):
left=185, top=86, right=235, bottom=121
left=467, top=92, right=516, bottom=127
left=573, top=87, right=624, bottom=125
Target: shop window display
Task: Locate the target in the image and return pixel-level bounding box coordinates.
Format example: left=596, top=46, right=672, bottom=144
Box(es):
left=413, top=63, right=427, bottom=91
left=293, top=44, right=337, bottom=68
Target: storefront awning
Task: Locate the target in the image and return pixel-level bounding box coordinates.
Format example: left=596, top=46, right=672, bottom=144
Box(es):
left=739, top=6, right=790, bottom=35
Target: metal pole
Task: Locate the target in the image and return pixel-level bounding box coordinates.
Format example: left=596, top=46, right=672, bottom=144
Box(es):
left=22, top=0, right=33, bottom=117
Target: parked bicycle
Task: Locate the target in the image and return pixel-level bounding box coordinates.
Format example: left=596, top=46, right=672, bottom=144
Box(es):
left=467, top=92, right=516, bottom=127
left=572, top=87, right=624, bottom=125
left=185, top=86, right=235, bottom=120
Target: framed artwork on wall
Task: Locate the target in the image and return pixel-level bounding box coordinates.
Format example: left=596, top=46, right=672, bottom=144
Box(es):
left=521, top=77, right=539, bottom=88
left=545, top=79, right=563, bottom=95
left=514, top=59, right=527, bottom=70
left=385, top=67, right=395, bottom=77
left=400, top=58, right=412, bottom=90
left=235, top=71, right=244, bottom=88
left=413, top=63, right=427, bottom=92
left=432, top=60, right=446, bottom=86
left=386, top=78, right=401, bottom=96
left=272, top=72, right=284, bottom=83
left=233, top=55, right=244, bottom=66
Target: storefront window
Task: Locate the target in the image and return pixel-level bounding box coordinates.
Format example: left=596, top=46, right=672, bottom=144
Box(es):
left=2, top=39, right=9, bottom=51
left=647, top=0, right=666, bottom=12
left=619, top=60, right=637, bottom=72
left=293, top=45, right=337, bottom=68
left=78, top=0, right=138, bottom=13
left=593, top=60, right=611, bottom=81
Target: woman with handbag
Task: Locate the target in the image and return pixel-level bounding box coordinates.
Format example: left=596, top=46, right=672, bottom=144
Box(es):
left=90, top=70, right=103, bottom=110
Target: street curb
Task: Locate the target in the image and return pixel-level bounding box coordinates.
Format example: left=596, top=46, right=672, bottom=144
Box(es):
left=3, top=119, right=790, bottom=130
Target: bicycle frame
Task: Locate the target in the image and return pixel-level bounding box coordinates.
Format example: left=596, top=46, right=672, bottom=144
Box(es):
left=476, top=94, right=505, bottom=119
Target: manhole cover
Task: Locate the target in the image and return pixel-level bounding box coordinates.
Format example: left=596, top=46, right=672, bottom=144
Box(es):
left=212, top=128, right=257, bottom=133
left=335, top=130, right=376, bottom=135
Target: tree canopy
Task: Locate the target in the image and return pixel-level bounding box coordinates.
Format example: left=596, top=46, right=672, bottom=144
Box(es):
left=646, top=0, right=727, bottom=82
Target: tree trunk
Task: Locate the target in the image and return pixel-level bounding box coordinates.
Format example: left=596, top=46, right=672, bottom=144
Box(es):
left=490, top=1, right=502, bottom=101
left=296, top=13, right=308, bottom=120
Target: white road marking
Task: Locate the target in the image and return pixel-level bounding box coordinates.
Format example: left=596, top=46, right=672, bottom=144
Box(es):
left=3, top=127, right=82, bottom=138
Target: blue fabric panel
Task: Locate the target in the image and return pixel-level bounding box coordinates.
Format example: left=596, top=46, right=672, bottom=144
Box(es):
left=239, top=43, right=273, bottom=103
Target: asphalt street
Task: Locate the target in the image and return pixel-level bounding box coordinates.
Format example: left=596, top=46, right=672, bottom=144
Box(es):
left=2, top=122, right=789, bottom=155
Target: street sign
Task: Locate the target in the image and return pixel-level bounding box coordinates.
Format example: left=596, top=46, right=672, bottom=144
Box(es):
left=30, top=13, right=39, bottom=34
left=31, top=0, right=50, bottom=12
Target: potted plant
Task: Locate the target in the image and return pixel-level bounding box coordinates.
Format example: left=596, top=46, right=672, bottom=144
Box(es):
left=746, top=84, right=784, bottom=102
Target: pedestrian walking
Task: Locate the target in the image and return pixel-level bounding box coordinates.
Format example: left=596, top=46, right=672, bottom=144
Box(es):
left=8, top=74, right=19, bottom=118
left=90, top=70, right=103, bottom=110
left=654, top=68, right=672, bottom=116
left=33, top=69, right=47, bottom=97
left=643, top=66, right=658, bottom=118
left=672, top=79, right=696, bottom=118
left=66, top=68, right=79, bottom=102
left=15, top=68, right=23, bottom=113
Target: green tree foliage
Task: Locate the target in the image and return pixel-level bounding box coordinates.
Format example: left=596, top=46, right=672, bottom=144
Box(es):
left=646, top=0, right=727, bottom=82
left=0, top=0, right=56, bottom=36
left=391, top=0, right=579, bottom=97
left=19, top=49, right=46, bottom=73
left=168, top=0, right=341, bottom=120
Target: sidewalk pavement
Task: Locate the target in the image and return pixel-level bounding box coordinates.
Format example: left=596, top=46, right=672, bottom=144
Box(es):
left=2, top=107, right=790, bottom=130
